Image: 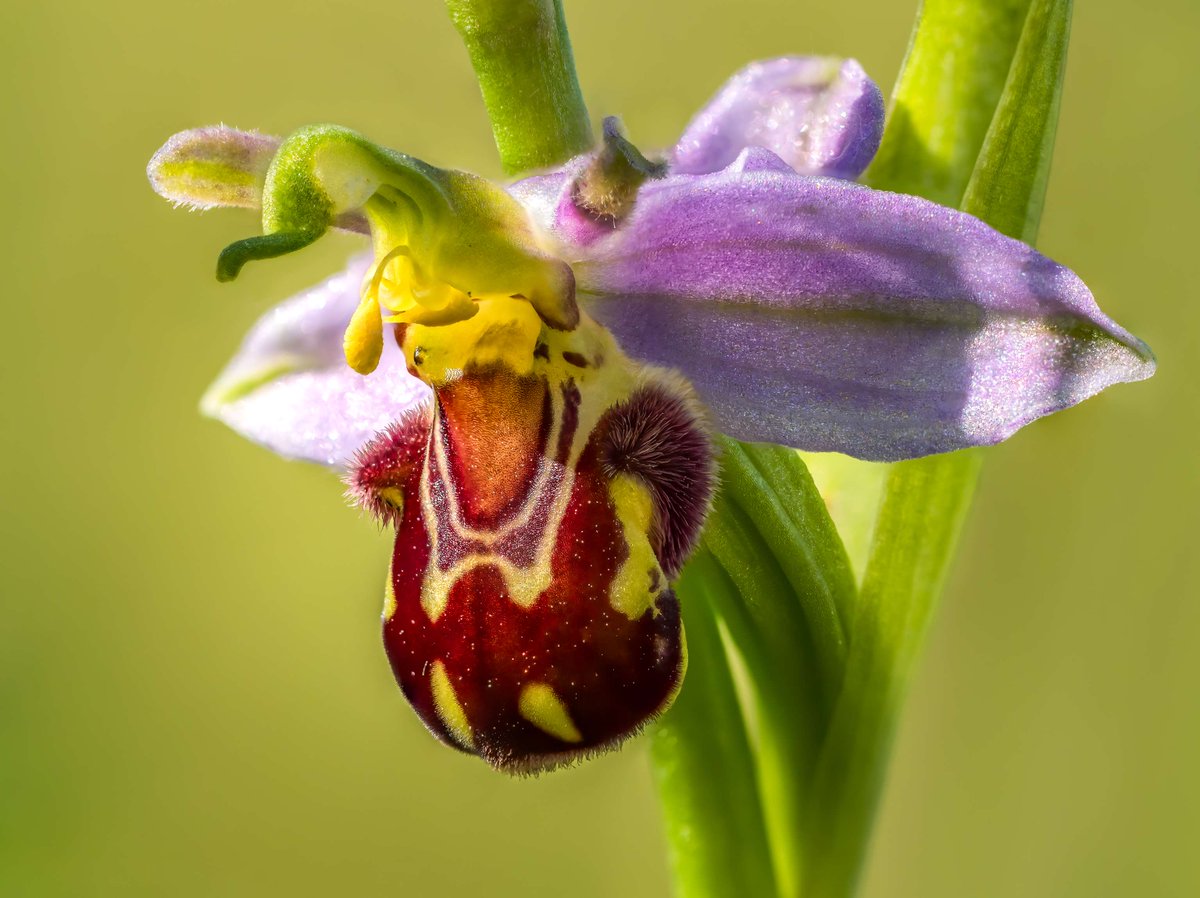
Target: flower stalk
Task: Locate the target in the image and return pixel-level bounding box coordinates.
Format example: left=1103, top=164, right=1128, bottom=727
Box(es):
left=445, top=0, right=594, bottom=173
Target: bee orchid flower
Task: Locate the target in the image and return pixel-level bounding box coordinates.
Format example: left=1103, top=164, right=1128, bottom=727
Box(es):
left=148, top=55, right=1153, bottom=773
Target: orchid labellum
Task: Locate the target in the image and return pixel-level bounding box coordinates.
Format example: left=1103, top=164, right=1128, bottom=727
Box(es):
left=148, top=56, right=1153, bottom=772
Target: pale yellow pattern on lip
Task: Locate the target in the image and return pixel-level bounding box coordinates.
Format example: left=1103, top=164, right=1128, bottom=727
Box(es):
left=608, top=473, right=664, bottom=620
left=518, top=683, right=583, bottom=743
left=382, top=558, right=397, bottom=621
left=430, top=661, right=474, bottom=749
left=413, top=307, right=644, bottom=622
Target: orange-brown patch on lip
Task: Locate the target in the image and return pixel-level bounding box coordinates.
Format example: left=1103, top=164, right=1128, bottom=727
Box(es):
left=437, top=365, right=551, bottom=529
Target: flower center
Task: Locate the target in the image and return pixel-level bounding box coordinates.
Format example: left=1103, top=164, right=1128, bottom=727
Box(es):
left=193, top=124, right=578, bottom=376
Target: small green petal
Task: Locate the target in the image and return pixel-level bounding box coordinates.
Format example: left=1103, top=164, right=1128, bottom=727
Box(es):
left=147, top=125, right=278, bottom=210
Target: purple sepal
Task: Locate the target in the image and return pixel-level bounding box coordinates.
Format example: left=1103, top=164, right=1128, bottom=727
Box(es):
left=573, top=152, right=1155, bottom=461
left=509, top=149, right=796, bottom=247
left=201, top=256, right=431, bottom=467
left=673, top=56, right=885, bottom=180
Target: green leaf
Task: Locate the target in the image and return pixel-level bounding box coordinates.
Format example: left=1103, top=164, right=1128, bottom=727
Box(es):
left=697, top=491, right=823, bottom=898
left=445, top=0, right=594, bottom=174
left=651, top=552, right=778, bottom=898
left=866, top=0, right=1034, bottom=204
left=961, top=0, right=1074, bottom=242
left=802, top=450, right=982, bottom=898
left=719, top=441, right=854, bottom=696
left=697, top=442, right=856, bottom=898
left=803, top=3, right=1075, bottom=897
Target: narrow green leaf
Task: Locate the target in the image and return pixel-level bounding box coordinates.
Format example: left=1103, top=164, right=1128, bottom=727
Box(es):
left=961, top=0, right=1074, bottom=242
left=802, top=450, right=982, bottom=898
left=651, top=553, right=778, bottom=898
left=803, top=3, right=1075, bottom=897
left=867, top=0, right=1033, bottom=204
left=698, top=443, right=856, bottom=898
left=699, top=491, right=824, bottom=898
left=721, top=440, right=854, bottom=694
left=445, top=0, right=594, bottom=174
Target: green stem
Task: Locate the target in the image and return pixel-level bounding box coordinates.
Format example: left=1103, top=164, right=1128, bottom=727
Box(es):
left=802, top=451, right=982, bottom=898
left=445, top=0, right=594, bottom=174
left=650, top=552, right=778, bottom=898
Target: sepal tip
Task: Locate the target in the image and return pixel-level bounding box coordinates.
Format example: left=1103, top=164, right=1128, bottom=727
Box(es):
left=147, top=125, right=279, bottom=210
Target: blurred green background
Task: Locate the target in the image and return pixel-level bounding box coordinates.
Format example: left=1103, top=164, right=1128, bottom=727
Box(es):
left=2, top=0, right=1195, bottom=895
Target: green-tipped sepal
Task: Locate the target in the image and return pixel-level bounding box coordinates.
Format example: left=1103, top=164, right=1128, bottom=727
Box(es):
left=147, top=125, right=279, bottom=210
left=156, top=122, right=579, bottom=374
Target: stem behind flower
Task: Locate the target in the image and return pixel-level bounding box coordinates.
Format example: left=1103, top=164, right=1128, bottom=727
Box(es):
left=445, top=0, right=594, bottom=173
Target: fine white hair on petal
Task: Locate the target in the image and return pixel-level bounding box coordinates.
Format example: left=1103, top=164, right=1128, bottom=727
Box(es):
left=673, top=56, right=885, bottom=180
left=202, top=255, right=432, bottom=467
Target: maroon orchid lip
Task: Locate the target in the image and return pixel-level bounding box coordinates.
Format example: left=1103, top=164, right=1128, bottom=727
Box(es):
left=351, top=358, right=711, bottom=773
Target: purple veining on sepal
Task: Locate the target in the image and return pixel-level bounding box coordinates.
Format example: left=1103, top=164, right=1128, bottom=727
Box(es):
left=572, top=151, right=1155, bottom=461
left=673, top=56, right=885, bottom=180
left=201, top=256, right=431, bottom=467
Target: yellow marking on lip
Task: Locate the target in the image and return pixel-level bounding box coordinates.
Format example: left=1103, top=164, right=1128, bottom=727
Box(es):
left=377, top=486, right=405, bottom=514
left=382, top=559, right=397, bottom=621
left=430, top=661, right=474, bottom=749
left=664, top=623, right=688, bottom=711
left=608, top=474, right=663, bottom=620
left=518, top=683, right=583, bottom=743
